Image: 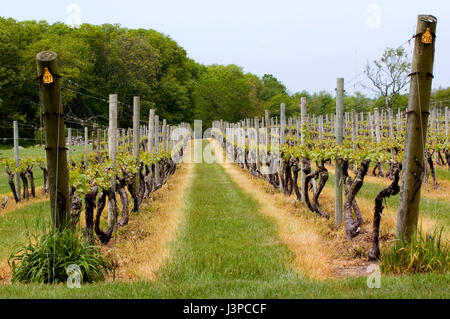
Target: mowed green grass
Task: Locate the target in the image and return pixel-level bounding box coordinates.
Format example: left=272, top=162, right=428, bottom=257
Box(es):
left=0, top=201, right=51, bottom=261
left=0, top=145, right=85, bottom=194
left=0, top=154, right=448, bottom=298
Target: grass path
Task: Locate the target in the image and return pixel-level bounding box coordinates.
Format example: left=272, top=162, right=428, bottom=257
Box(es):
left=0, top=141, right=449, bottom=298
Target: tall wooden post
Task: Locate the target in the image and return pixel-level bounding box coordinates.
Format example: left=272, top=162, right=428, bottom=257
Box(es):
left=445, top=106, right=449, bottom=144
left=148, top=109, right=155, bottom=153
left=162, top=119, right=167, bottom=152
left=279, top=103, right=286, bottom=192
left=97, top=128, right=101, bottom=155
left=300, top=97, right=307, bottom=202
left=335, top=78, right=344, bottom=227
left=13, top=121, right=21, bottom=201
left=133, top=96, right=140, bottom=198
left=374, top=107, right=381, bottom=143
left=280, top=103, right=286, bottom=146
left=155, top=115, right=161, bottom=185
left=265, top=110, right=270, bottom=147
left=255, top=117, right=260, bottom=173
left=36, top=51, right=70, bottom=229
left=388, top=102, right=394, bottom=138
left=108, top=94, right=118, bottom=229
left=397, top=15, right=437, bottom=241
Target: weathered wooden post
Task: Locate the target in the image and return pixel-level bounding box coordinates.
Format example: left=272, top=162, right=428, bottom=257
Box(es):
left=445, top=106, right=449, bottom=144
left=374, top=108, right=381, bottom=143
left=335, top=78, right=344, bottom=227
left=265, top=110, right=270, bottom=147
left=133, top=96, right=140, bottom=197
left=36, top=51, right=70, bottom=229
left=255, top=117, right=260, bottom=173
left=162, top=119, right=167, bottom=153
left=108, top=94, right=118, bottom=229
left=148, top=109, right=155, bottom=153
left=155, top=115, right=161, bottom=184
left=397, top=15, right=437, bottom=241
left=279, top=103, right=286, bottom=192
left=97, top=128, right=101, bottom=156
left=13, top=121, right=21, bottom=201
left=300, top=97, right=307, bottom=202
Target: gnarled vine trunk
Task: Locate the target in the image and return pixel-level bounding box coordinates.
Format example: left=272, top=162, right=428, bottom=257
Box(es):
left=84, top=187, right=98, bottom=245
left=343, top=159, right=370, bottom=240
left=301, top=158, right=329, bottom=219
left=20, top=171, right=29, bottom=201
left=69, top=186, right=82, bottom=229
left=26, top=167, right=35, bottom=198
left=368, top=163, right=401, bottom=260
left=95, top=189, right=118, bottom=244
left=6, top=169, right=19, bottom=203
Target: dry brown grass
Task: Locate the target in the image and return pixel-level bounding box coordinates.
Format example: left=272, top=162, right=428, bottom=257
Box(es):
left=211, top=140, right=447, bottom=279
left=326, top=164, right=450, bottom=204
left=0, top=187, right=48, bottom=218
left=0, top=261, right=11, bottom=284
left=104, top=162, right=194, bottom=281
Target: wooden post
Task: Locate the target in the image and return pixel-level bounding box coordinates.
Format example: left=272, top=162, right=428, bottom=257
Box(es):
left=148, top=109, right=155, bottom=153
left=155, top=115, right=161, bottom=185
left=265, top=110, right=270, bottom=147
left=335, top=78, right=344, bottom=227
left=388, top=103, right=394, bottom=138
left=279, top=103, right=286, bottom=192
left=255, top=117, right=260, bottom=173
left=97, top=128, right=101, bottom=155
left=162, top=119, right=167, bottom=152
left=13, top=121, right=21, bottom=201
left=68, top=127, right=72, bottom=163
left=84, top=126, right=89, bottom=168
left=108, top=94, right=118, bottom=229
left=397, top=15, right=437, bottom=241
left=351, top=110, right=356, bottom=150
left=36, top=51, right=70, bottom=229
left=280, top=103, right=286, bottom=146
left=133, top=96, right=140, bottom=197
left=300, top=97, right=307, bottom=202
left=374, top=107, right=381, bottom=143
left=445, top=106, right=449, bottom=144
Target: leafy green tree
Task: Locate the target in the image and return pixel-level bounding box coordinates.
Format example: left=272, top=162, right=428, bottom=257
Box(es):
left=193, top=64, right=255, bottom=127
left=365, top=47, right=411, bottom=110
left=258, top=74, right=286, bottom=102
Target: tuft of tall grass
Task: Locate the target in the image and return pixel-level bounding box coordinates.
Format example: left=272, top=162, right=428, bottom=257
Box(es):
left=8, top=228, right=114, bottom=284
left=381, top=227, right=449, bottom=274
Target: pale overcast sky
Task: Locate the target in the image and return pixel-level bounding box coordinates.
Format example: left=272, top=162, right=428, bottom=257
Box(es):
left=2, top=0, right=448, bottom=96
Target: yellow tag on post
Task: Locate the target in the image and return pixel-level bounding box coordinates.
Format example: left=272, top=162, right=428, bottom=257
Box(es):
left=421, top=28, right=433, bottom=44
left=43, top=67, right=54, bottom=84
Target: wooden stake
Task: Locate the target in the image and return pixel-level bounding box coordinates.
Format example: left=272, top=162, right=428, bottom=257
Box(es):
left=36, top=51, right=70, bottom=229
left=13, top=121, right=21, bottom=201
left=108, top=94, right=118, bottom=229
left=148, top=109, right=155, bottom=153
left=335, top=78, right=344, bottom=227
left=397, top=15, right=437, bottom=241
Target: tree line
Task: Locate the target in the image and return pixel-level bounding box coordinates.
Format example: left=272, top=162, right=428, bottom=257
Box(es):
left=0, top=17, right=449, bottom=143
